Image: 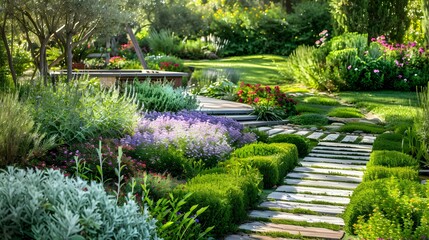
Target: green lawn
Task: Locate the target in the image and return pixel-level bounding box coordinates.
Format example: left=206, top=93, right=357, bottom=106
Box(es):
left=185, top=55, right=288, bottom=85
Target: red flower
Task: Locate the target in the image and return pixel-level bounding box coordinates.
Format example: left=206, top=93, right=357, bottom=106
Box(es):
left=254, top=97, right=260, bottom=103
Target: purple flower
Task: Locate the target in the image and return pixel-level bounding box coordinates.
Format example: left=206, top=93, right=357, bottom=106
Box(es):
left=398, top=75, right=403, bottom=79
left=419, top=48, right=425, bottom=54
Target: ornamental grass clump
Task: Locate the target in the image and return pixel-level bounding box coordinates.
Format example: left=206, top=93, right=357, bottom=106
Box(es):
left=0, top=167, right=159, bottom=240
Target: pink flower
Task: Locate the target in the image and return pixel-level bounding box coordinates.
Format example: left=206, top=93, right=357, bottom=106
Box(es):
left=373, top=69, right=380, bottom=73
left=347, top=65, right=352, bottom=70
left=371, top=38, right=376, bottom=42
left=254, top=97, right=260, bottom=103
left=398, top=75, right=402, bottom=79
left=419, top=48, right=425, bottom=54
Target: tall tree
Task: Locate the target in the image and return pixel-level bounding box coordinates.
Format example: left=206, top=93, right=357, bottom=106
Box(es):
left=0, top=0, right=17, bottom=86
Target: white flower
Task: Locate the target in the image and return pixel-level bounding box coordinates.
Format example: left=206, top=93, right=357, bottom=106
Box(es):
left=404, top=79, right=408, bottom=82
left=415, top=74, right=418, bottom=77
left=354, top=68, right=358, bottom=71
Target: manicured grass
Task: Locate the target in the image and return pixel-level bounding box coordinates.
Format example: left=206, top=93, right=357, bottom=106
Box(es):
left=338, top=91, right=418, bottom=128
left=296, top=103, right=332, bottom=115
left=185, top=55, right=288, bottom=85
left=288, top=113, right=329, bottom=126
left=327, top=107, right=364, bottom=118
left=303, top=96, right=340, bottom=106
left=337, top=122, right=386, bottom=134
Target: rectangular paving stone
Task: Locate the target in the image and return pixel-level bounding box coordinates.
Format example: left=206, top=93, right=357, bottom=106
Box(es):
left=276, top=185, right=353, bottom=197
left=249, top=210, right=345, bottom=226
left=299, top=161, right=366, bottom=170
left=322, top=134, right=340, bottom=141
left=257, top=127, right=272, bottom=132
left=318, top=142, right=373, bottom=149
left=294, top=130, right=310, bottom=136
left=267, top=128, right=285, bottom=136
left=311, top=149, right=370, bottom=156
left=238, top=222, right=344, bottom=239
left=224, top=234, right=294, bottom=240
left=293, top=167, right=364, bottom=177
left=303, top=157, right=368, bottom=165
left=341, top=135, right=359, bottom=143
left=282, top=129, right=297, bottom=134
left=286, top=172, right=362, bottom=183
left=284, top=179, right=359, bottom=190
left=268, top=192, right=350, bottom=205
left=259, top=200, right=345, bottom=215
left=308, top=153, right=369, bottom=160
left=313, top=146, right=372, bottom=153
left=361, top=136, right=376, bottom=144
left=307, top=132, right=324, bottom=140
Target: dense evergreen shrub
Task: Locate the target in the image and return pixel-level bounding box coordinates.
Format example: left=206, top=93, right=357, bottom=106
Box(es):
left=363, top=166, right=419, bottom=182
left=344, top=178, right=427, bottom=237
left=0, top=167, right=159, bottom=240
left=372, top=132, right=409, bottom=152
left=368, top=150, right=419, bottom=169
left=174, top=171, right=262, bottom=236
left=268, top=134, right=310, bottom=158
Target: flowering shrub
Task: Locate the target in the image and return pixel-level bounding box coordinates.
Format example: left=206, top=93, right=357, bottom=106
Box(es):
left=108, top=56, right=127, bottom=69
left=237, top=83, right=297, bottom=120
left=145, top=55, right=185, bottom=72
left=121, top=111, right=256, bottom=167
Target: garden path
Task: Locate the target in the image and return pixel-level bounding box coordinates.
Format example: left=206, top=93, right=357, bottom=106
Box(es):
left=224, top=130, right=374, bottom=240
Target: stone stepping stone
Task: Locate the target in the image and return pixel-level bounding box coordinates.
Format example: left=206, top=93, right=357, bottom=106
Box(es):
left=361, top=136, right=376, bottom=144
left=299, top=161, right=366, bottom=171
left=276, top=185, right=353, bottom=197
left=224, top=234, right=295, bottom=240
left=341, top=135, right=359, bottom=143
left=311, top=149, right=371, bottom=156
left=249, top=210, right=345, bottom=226
left=306, top=132, right=324, bottom=140
left=322, top=134, right=340, bottom=141
left=284, top=179, right=359, bottom=190
left=308, top=153, right=369, bottom=160
left=259, top=200, right=345, bottom=216
left=318, top=142, right=372, bottom=149
left=303, top=157, right=368, bottom=165
left=287, top=172, right=362, bottom=183
left=268, top=192, right=350, bottom=205
left=293, top=167, right=364, bottom=177
left=313, top=146, right=372, bottom=153
left=282, top=129, right=297, bottom=134
left=257, top=127, right=272, bottom=132
left=294, top=130, right=310, bottom=136
left=238, top=222, right=344, bottom=239
left=268, top=128, right=285, bottom=136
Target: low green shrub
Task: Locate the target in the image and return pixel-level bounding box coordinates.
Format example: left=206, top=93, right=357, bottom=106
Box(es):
left=337, top=122, right=386, bottom=134
left=288, top=113, right=329, bottom=126
left=132, top=81, right=198, bottom=112
left=225, top=156, right=279, bottom=189
left=246, top=128, right=269, bottom=143
left=344, top=178, right=426, bottom=235
left=303, top=96, right=340, bottom=106
left=0, top=167, right=159, bottom=240
left=231, top=142, right=298, bottom=180
left=0, top=93, right=55, bottom=167
left=327, top=107, right=364, bottom=118
left=345, top=178, right=428, bottom=238
left=268, top=134, right=310, bottom=158
left=372, top=132, right=409, bottom=152
left=127, top=172, right=180, bottom=201
left=174, top=171, right=262, bottom=236
left=368, top=150, right=419, bottom=169
left=295, top=104, right=328, bottom=114
left=363, top=166, right=419, bottom=182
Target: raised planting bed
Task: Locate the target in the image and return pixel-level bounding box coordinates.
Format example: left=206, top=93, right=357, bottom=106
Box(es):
left=50, top=69, right=188, bottom=88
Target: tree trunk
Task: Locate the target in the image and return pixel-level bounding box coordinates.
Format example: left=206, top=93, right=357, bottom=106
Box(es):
left=0, top=20, right=17, bottom=87
left=66, top=33, right=73, bottom=82
left=39, top=39, right=49, bottom=85
left=126, top=24, right=148, bottom=69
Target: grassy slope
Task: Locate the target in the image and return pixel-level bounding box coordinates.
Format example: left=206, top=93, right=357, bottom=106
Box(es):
left=185, top=55, right=288, bottom=85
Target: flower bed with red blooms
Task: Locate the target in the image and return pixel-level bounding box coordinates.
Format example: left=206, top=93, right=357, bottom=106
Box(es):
left=237, top=83, right=297, bottom=120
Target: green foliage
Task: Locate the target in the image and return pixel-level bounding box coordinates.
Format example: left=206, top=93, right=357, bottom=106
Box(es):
left=146, top=30, right=181, bottom=56
left=135, top=176, right=213, bottom=240
left=337, top=122, right=386, bottom=134
left=174, top=171, right=262, bottom=236
left=231, top=142, right=299, bottom=180
left=0, top=167, right=159, bottom=240
left=288, top=113, right=329, bottom=126
left=268, top=134, right=310, bottom=158
left=199, top=79, right=237, bottom=100
left=132, top=81, right=198, bottom=112
left=363, top=166, right=419, bottom=182
left=344, top=178, right=428, bottom=238
left=368, top=150, right=419, bottom=169
left=327, top=107, right=364, bottom=118
left=145, top=55, right=186, bottom=72
left=246, top=128, right=269, bottom=143
left=295, top=104, right=328, bottom=114
left=329, top=0, right=410, bottom=43
left=28, top=81, right=139, bottom=144
left=226, top=156, right=279, bottom=189
left=415, top=83, right=429, bottom=166
left=303, top=96, right=340, bottom=106
left=131, top=173, right=179, bottom=201
left=0, top=93, right=55, bottom=167
left=372, top=132, right=409, bottom=152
